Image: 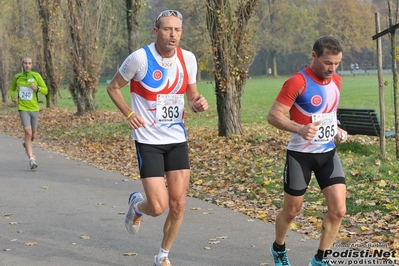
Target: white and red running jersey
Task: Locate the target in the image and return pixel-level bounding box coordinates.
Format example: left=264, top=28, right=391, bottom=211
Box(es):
left=119, top=43, right=197, bottom=144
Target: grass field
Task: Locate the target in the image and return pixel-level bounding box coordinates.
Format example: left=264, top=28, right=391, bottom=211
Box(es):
left=52, top=74, right=397, bottom=129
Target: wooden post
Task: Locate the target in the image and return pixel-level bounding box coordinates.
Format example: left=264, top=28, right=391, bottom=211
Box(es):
left=388, top=1, right=399, bottom=160
left=375, top=13, right=386, bottom=156
left=372, top=6, right=399, bottom=159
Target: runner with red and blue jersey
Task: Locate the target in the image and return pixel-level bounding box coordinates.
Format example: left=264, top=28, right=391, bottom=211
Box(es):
left=277, top=67, right=341, bottom=153
left=267, top=36, right=347, bottom=266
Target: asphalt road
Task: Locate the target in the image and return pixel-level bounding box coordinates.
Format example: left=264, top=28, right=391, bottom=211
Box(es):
left=0, top=133, right=320, bottom=266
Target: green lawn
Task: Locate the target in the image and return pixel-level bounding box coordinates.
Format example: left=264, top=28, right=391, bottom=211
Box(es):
left=55, top=74, right=395, bottom=128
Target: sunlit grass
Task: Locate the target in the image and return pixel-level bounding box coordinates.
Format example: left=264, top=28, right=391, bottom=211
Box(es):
left=52, top=74, right=395, bottom=128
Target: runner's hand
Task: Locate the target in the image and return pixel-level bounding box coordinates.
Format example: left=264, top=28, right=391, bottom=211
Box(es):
left=128, top=114, right=146, bottom=129
left=299, top=121, right=322, bottom=140
left=192, top=94, right=208, bottom=113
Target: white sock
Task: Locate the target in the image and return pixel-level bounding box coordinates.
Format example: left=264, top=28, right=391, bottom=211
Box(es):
left=157, top=247, right=169, bottom=259
left=133, top=202, right=143, bottom=216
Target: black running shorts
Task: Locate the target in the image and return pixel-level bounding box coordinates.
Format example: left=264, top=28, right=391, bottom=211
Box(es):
left=283, top=149, right=345, bottom=196
left=135, top=141, right=190, bottom=178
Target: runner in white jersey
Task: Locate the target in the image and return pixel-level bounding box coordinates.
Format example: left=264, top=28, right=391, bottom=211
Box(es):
left=267, top=36, right=347, bottom=266
left=107, top=10, right=208, bottom=266
left=119, top=42, right=197, bottom=144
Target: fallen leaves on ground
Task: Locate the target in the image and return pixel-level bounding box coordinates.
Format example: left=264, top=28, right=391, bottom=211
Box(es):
left=123, top=252, right=137, bottom=256
left=24, top=242, right=37, bottom=246
left=0, top=108, right=398, bottom=254
left=80, top=234, right=90, bottom=240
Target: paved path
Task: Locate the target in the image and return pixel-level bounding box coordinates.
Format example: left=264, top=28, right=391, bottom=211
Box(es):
left=0, top=133, right=319, bottom=266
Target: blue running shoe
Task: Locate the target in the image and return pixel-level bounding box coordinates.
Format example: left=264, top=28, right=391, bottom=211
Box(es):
left=125, top=192, right=144, bottom=235
left=309, top=256, right=330, bottom=266
left=270, top=246, right=291, bottom=266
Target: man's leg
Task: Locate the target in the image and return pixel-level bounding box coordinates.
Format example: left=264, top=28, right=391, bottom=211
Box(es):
left=24, top=126, right=35, bottom=159
left=275, top=193, right=304, bottom=245
left=271, top=193, right=304, bottom=266
left=139, top=177, right=169, bottom=217
left=319, top=183, right=346, bottom=250
left=138, top=170, right=189, bottom=250
left=309, top=151, right=346, bottom=265
left=161, top=169, right=190, bottom=251
left=21, top=111, right=38, bottom=159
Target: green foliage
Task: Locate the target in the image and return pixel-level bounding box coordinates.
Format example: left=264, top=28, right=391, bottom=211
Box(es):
left=206, top=0, right=258, bottom=91
left=172, top=0, right=211, bottom=73
left=256, top=0, right=319, bottom=76
left=315, top=0, right=375, bottom=51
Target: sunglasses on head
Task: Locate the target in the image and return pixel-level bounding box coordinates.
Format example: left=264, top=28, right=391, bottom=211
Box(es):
left=156, top=10, right=183, bottom=22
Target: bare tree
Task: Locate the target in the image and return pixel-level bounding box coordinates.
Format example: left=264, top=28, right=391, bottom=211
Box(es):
left=62, top=0, right=118, bottom=115
left=37, top=0, right=63, bottom=108
left=0, top=7, right=11, bottom=104
left=206, top=0, right=258, bottom=136
left=0, top=0, right=41, bottom=104
left=0, top=48, right=11, bottom=105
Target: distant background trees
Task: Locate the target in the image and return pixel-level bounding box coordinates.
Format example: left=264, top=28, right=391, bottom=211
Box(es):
left=0, top=0, right=395, bottom=114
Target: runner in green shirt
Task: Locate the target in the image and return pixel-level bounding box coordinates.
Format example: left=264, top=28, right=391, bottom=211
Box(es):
left=10, top=57, right=48, bottom=169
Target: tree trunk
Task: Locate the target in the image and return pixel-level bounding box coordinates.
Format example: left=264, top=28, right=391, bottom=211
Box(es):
left=216, top=79, right=242, bottom=135
left=388, top=0, right=399, bottom=159
left=0, top=10, right=11, bottom=104
left=206, top=0, right=258, bottom=137
left=84, top=88, right=96, bottom=112
left=375, top=12, right=386, bottom=157
left=272, top=51, right=278, bottom=77
left=0, top=57, right=10, bottom=104
left=126, top=0, right=142, bottom=53
left=69, top=78, right=84, bottom=115
left=37, top=0, right=61, bottom=108
left=0, top=78, right=11, bottom=104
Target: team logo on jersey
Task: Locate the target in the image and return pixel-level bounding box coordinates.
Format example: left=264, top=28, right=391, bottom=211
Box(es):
left=153, top=70, right=162, bottom=81
left=311, top=95, right=322, bottom=106
left=28, top=78, right=35, bottom=83
left=161, top=61, right=173, bottom=68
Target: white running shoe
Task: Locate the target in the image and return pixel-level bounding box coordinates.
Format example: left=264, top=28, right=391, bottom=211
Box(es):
left=29, top=158, right=38, bottom=170
left=154, top=255, right=172, bottom=266
left=125, top=192, right=143, bottom=235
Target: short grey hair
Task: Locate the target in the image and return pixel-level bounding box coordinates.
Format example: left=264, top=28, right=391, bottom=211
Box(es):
left=22, top=56, right=32, bottom=63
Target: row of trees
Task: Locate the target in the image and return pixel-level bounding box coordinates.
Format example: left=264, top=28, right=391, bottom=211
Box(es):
left=0, top=0, right=397, bottom=136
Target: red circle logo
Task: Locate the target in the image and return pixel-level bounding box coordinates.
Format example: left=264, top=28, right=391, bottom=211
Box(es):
left=311, top=95, right=322, bottom=106
left=153, top=70, right=162, bottom=81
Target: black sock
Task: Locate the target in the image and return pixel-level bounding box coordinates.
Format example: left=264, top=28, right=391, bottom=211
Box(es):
left=315, top=249, right=324, bottom=261
left=273, top=241, right=286, bottom=252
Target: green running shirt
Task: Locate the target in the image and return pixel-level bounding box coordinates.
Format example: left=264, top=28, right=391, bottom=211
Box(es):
left=10, top=71, right=48, bottom=112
